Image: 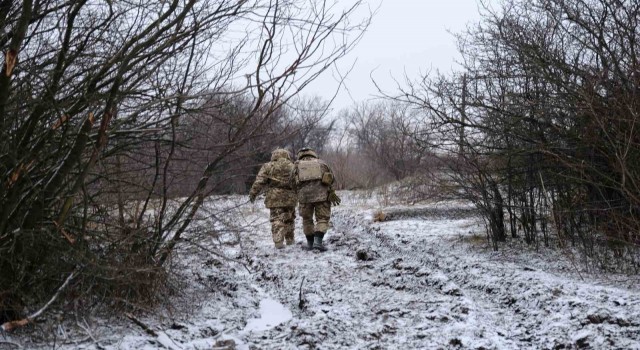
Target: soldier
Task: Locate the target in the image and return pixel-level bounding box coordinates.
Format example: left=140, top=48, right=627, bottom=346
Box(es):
left=249, top=148, right=298, bottom=249
left=293, top=147, right=341, bottom=251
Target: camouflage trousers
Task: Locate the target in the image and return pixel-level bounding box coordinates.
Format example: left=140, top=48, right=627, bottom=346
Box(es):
left=299, top=201, right=331, bottom=236
left=270, top=207, right=296, bottom=246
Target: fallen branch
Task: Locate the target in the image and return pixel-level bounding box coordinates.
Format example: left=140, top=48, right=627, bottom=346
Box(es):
left=125, top=313, right=157, bottom=337
left=0, top=340, right=23, bottom=349
left=1, top=269, right=78, bottom=332
left=125, top=313, right=182, bottom=350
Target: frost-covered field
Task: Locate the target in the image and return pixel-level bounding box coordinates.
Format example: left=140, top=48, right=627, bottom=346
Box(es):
left=7, top=192, right=640, bottom=349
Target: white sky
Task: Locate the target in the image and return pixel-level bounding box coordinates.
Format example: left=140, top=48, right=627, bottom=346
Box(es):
left=305, top=0, right=489, bottom=111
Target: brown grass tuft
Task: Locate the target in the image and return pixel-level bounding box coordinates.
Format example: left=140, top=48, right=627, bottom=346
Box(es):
left=373, top=210, right=386, bottom=222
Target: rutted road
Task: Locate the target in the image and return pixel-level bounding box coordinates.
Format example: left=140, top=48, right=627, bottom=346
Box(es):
left=241, top=204, right=640, bottom=349
left=17, top=199, right=640, bottom=350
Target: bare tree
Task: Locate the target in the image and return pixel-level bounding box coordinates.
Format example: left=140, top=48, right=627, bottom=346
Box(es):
left=0, top=0, right=370, bottom=320
left=283, top=95, right=335, bottom=155
left=395, top=0, right=640, bottom=270
left=347, top=101, right=427, bottom=182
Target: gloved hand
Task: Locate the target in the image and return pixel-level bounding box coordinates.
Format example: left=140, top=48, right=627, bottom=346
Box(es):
left=328, top=189, right=341, bottom=206
left=249, top=193, right=256, bottom=203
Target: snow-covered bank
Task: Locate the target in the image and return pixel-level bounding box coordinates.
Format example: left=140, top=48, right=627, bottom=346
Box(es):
left=8, top=193, right=640, bottom=349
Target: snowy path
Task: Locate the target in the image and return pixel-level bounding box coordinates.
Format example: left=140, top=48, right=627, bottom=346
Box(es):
left=233, top=202, right=640, bottom=349
left=15, top=197, right=640, bottom=349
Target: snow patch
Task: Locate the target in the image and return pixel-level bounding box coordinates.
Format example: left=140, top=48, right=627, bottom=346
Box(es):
left=242, top=298, right=292, bottom=333
left=157, top=331, right=183, bottom=350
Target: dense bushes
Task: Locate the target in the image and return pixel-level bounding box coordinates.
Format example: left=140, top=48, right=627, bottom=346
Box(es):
left=396, top=0, right=640, bottom=271
left=0, top=0, right=368, bottom=322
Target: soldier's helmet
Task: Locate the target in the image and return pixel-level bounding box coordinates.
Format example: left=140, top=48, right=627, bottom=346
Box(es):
left=271, top=148, right=291, bottom=161
left=297, top=147, right=318, bottom=159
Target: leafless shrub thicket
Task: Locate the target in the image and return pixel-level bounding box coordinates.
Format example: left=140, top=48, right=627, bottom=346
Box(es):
left=282, top=95, right=336, bottom=155
left=0, top=0, right=369, bottom=323
left=322, top=102, right=437, bottom=191
left=394, top=0, right=640, bottom=272
left=348, top=102, right=428, bottom=180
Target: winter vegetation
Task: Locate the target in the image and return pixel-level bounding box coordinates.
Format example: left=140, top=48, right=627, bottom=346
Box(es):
left=1, top=0, right=640, bottom=349
left=0, top=0, right=370, bottom=330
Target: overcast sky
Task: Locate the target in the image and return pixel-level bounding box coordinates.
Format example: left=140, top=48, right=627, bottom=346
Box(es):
left=306, top=0, right=489, bottom=110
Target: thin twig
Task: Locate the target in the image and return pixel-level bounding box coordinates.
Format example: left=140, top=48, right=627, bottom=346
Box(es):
left=77, top=317, right=105, bottom=350
left=1, top=268, right=79, bottom=331
left=539, top=172, right=585, bottom=281
left=181, top=237, right=252, bottom=273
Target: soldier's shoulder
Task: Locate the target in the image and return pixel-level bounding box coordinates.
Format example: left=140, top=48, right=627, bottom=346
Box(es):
left=275, top=159, right=294, bottom=169
left=260, top=161, right=275, bottom=171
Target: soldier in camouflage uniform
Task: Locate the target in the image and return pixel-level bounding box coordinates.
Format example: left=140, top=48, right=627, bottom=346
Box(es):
left=249, top=149, right=298, bottom=249
left=293, top=148, right=340, bottom=252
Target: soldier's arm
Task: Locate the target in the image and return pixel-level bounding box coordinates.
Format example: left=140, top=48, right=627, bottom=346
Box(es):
left=249, top=164, right=270, bottom=197
left=321, top=162, right=335, bottom=190
left=323, top=162, right=341, bottom=205
left=290, top=162, right=299, bottom=189
left=289, top=162, right=298, bottom=190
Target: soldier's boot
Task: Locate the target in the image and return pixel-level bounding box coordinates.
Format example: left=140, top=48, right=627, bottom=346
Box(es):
left=285, top=237, right=295, bottom=246
left=302, top=235, right=314, bottom=250
left=274, top=241, right=285, bottom=249
left=313, top=231, right=327, bottom=252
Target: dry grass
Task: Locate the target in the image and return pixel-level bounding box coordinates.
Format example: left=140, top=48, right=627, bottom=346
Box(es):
left=459, top=233, right=489, bottom=247
left=373, top=210, right=387, bottom=222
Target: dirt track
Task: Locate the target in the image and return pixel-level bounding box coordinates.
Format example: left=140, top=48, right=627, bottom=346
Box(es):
left=239, top=204, right=640, bottom=349
left=13, top=199, right=640, bottom=350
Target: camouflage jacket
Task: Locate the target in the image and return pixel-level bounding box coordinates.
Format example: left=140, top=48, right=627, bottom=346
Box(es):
left=249, top=150, right=297, bottom=208
left=294, top=157, right=334, bottom=204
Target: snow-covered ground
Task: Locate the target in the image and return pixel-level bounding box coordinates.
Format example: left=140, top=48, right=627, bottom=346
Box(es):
left=7, top=192, right=640, bottom=349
